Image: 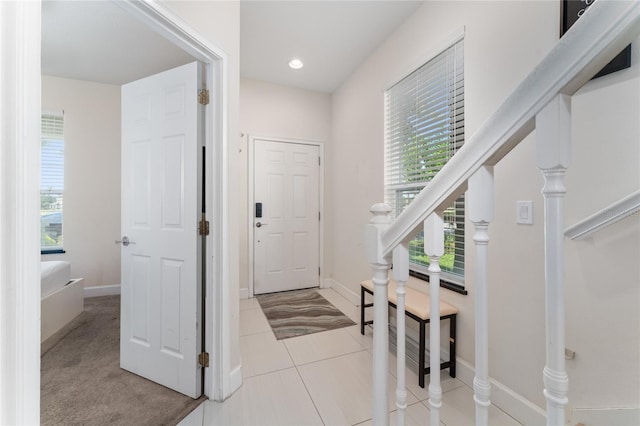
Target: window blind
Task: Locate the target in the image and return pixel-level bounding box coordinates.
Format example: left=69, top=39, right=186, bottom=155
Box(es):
left=384, top=39, right=465, bottom=282
left=41, top=112, right=64, bottom=252
left=41, top=113, right=64, bottom=193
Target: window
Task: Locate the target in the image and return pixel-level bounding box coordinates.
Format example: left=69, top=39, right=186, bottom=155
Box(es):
left=41, top=111, right=64, bottom=253
left=384, top=38, right=465, bottom=292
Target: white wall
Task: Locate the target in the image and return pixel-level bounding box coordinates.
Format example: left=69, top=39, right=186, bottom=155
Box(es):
left=41, top=76, right=121, bottom=290
left=330, top=0, right=639, bottom=416
left=239, top=78, right=332, bottom=296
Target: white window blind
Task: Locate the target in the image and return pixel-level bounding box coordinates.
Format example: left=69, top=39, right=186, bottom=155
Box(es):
left=41, top=112, right=64, bottom=252
left=384, top=39, right=465, bottom=283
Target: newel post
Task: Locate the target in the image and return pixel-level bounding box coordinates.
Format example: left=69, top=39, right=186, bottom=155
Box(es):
left=424, top=213, right=444, bottom=426
left=468, top=166, right=495, bottom=426
left=536, top=94, right=571, bottom=426
left=365, top=203, right=392, bottom=426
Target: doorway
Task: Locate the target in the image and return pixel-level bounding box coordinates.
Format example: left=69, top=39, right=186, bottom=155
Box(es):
left=0, top=2, right=233, bottom=423
left=249, top=136, right=324, bottom=296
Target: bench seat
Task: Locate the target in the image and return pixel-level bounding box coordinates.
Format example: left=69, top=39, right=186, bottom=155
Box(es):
left=360, top=279, right=458, bottom=388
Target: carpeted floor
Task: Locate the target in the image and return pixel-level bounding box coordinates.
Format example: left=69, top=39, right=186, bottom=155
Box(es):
left=41, top=295, right=204, bottom=426
left=256, top=288, right=355, bottom=340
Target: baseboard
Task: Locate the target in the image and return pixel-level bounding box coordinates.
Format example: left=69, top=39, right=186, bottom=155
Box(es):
left=239, top=287, right=249, bottom=300
left=386, top=319, right=546, bottom=425
left=455, top=358, right=547, bottom=425
left=325, top=278, right=359, bottom=305
left=84, top=284, right=121, bottom=298
left=228, top=364, right=243, bottom=397
left=320, top=278, right=331, bottom=289
left=571, top=407, right=640, bottom=426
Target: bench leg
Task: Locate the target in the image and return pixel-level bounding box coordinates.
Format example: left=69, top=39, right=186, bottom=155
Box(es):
left=419, top=320, right=426, bottom=388
left=449, top=314, right=456, bottom=378
left=360, top=286, right=365, bottom=335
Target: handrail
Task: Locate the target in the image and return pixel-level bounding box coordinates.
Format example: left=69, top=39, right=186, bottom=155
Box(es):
left=565, top=189, right=640, bottom=240
left=381, top=0, right=640, bottom=257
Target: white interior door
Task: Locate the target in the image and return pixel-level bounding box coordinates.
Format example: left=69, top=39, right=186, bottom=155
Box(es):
left=120, top=61, right=202, bottom=398
left=253, top=139, right=320, bottom=295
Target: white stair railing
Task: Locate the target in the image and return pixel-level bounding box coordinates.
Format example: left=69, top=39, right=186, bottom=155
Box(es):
left=392, top=245, right=409, bottom=425
left=424, top=214, right=444, bottom=425
left=468, top=166, right=495, bottom=425
left=536, top=94, right=572, bottom=425
left=365, top=1, right=640, bottom=425
left=365, top=203, right=392, bottom=426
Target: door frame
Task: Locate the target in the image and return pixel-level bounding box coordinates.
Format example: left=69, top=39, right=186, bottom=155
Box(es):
left=247, top=135, right=325, bottom=298
left=1, top=2, right=234, bottom=423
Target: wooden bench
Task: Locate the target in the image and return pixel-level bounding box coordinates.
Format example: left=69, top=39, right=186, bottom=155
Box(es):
left=360, top=279, right=458, bottom=388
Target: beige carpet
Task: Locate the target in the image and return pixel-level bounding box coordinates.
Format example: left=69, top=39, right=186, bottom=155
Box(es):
left=41, top=295, right=204, bottom=426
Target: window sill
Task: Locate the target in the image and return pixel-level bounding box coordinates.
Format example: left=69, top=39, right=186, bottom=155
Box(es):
left=41, top=249, right=65, bottom=255
left=409, top=269, right=467, bottom=295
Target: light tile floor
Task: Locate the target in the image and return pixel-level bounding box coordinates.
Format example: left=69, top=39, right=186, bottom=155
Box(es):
left=179, top=288, right=521, bottom=426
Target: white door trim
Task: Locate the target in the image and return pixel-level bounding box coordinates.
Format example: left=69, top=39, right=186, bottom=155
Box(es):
left=0, top=1, right=41, bottom=424
left=247, top=135, right=325, bottom=298
left=1, top=2, right=233, bottom=423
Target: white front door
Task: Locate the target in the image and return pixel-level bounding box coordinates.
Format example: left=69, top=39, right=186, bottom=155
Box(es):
left=253, top=139, right=320, bottom=295
left=120, top=62, right=203, bottom=398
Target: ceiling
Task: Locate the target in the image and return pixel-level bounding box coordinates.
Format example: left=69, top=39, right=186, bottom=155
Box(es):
left=42, top=0, right=423, bottom=93
left=240, top=1, right=423, bottom=93
left=41, top=1, right=196, bottom=86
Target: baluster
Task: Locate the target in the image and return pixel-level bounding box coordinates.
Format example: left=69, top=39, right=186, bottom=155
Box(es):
left=365, top=203, right=392, bottom=426
left=424, top=213, right=444, bottom=426
left=469, top=166, right=495, bottom=425
left=536, top=94, right=571, bottom=426
left=393, top=244, right=409, bottom=426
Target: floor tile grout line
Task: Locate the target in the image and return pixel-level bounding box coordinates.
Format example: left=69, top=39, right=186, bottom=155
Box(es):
left=238, top=329, right=273, bottom=338
left=294, top=364, right=326, bottom=426
left=242, top=365, right=297, bottom=381
left=287, top=346, right=369, bottom=369
left=238, top=291, right=519, bottom=426
left=283, top=338, right=326, bottom=426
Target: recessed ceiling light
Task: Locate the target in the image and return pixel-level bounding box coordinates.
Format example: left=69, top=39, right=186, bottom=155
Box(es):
left=288, top=58, right=304, bottom=70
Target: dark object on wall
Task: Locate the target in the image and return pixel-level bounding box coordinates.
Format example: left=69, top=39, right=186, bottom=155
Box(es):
left=561, top=0, right=631, bottom=79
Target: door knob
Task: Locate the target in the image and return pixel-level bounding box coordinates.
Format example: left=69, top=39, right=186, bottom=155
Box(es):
left=115, top=236, right=135, bottom=246
left=255, top=222, right=268, bottom=228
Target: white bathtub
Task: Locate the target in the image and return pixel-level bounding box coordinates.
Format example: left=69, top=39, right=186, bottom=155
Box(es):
left=41, top=261, right=84, bottom=342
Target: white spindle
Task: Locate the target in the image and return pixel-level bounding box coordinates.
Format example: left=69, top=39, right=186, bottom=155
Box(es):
left=468, top=166, right=495, bottom=425
left=392, top=244, right=409, bottom=426
left=424, top=213, right=444, bottom=426
left=536, top=94, right=571, bottom=426
left=365, top=203, right=392, bottom=426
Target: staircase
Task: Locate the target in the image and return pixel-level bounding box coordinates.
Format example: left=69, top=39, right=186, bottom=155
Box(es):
left=364, top=1, right=640, bottom=425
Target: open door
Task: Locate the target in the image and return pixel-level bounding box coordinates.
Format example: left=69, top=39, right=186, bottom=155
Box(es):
left=119, top=61, right=203, bottom=398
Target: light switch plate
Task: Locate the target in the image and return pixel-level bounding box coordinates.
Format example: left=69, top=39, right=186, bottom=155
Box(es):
left=516, top=201, right=533, bottom=225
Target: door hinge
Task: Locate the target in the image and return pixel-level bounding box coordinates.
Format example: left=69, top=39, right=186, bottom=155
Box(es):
left=198, top=352, right=210, bottom=368
left=318, top=156, right=321, bottom=166
left=318, top=267, right=321, bottom=276
left=199, top=218, right=210, bottom=236
left=198, top=89, right=210, bottom=106
left=318, top=212, right=321, bottom=221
